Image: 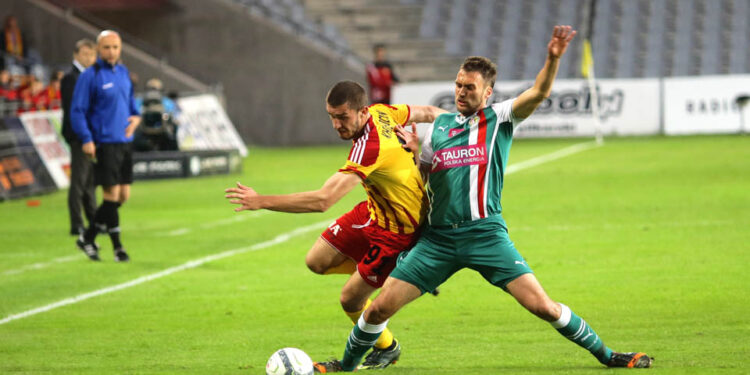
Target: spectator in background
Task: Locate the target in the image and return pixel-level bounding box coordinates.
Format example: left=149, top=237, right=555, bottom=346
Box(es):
left=37, top=72, right=62, bottom=110
left=61, top=38, right=97, bottom=236
left=366, top=44, right=399, bottom=105
left=17, top=75, right=42, bottom=113
left=28, top=78, right=46, bottom=110
left=0, top=69, right=18, bottom=115
left=143, top=78, right=177, bottom=114
left=71, top=30, right=141, bottom=262
left=1, top=16, right=26, bottom=64
left=133, top=78, right=178, bottom=151
left=0, top=69, right=16, bottom=99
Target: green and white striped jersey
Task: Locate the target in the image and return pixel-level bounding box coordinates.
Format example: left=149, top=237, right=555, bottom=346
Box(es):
left=420, top=99, right=523, bottom=227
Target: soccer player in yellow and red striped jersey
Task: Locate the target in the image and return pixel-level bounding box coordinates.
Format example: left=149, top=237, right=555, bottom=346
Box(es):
left=225, top=81, right=446, bottom=370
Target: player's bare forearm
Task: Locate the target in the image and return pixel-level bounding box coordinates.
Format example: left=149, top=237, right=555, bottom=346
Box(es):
left=513, top=57, right=561, bottom=118
left=513, top=25, right=575, bottom=119
left=535, top=55, right=561, bottom=99
left=225, top=173, right=360, bottom=213
left=253, top=192, right=336, bottom=213
left=225, top=186, right=333, bottom=213
left=408, top=105, right=448, bottom=123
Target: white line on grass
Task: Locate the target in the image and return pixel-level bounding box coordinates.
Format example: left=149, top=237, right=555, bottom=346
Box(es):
left=163, top=211, right=267, bottom=236
left=1, top=211, right=269, bottom=276
left=505, top=141, right=600, bottom=175
left=0, top=219, right=330, bottom=326
left=165, top=228, right=191, bottom=236
left=1, top=255, right=80, bottom=276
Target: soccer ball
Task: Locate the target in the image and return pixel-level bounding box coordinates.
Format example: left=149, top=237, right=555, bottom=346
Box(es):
left=266, top=348, right=314, bottom=375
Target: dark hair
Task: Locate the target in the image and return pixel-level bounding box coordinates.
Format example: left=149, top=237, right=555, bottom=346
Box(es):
left=326, top=81, right=368, bottom=110
left=460, top=56, right=497, bottom=88
left=74, top=39, right=95, bottom=53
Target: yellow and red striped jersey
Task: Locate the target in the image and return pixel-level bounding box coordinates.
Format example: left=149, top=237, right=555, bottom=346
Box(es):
left=338, top=104, right=427, bottom=234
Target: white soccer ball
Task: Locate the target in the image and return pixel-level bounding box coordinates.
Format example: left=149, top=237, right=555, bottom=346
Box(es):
left=266, top=347, right=314, bottom=375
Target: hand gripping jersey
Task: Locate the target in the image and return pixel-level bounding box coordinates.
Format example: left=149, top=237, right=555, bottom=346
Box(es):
left=419, top=99, right=523, bottom=228
left=339, top=104, right=427, bottom=235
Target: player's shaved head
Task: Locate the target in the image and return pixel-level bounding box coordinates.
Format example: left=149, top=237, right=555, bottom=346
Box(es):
left=460, top=56, right=497, bottom=89
left=96, top=30, right=121, bottom=44
left=326, top=81, right=368, bottom=110
left=97, top=29, right=122, bottom=66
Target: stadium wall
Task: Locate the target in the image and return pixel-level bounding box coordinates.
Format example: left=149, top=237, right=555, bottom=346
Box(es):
left=394, top=75, right=750, bottom=137
left=0, top=0, right=206, bottom=95
left=76, top=0, right=365, bottom=146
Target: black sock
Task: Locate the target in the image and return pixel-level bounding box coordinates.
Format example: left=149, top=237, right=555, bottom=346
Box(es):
left=103, top=201, right=123, bottom=249
left=84, top=203, right=109, bottom=242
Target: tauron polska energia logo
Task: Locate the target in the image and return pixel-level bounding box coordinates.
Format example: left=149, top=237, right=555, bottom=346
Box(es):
left=431, top=144, right=487, bottom=172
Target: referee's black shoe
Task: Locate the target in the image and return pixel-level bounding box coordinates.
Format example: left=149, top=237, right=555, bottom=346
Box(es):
left=76, top=235, right=100, bottom=261
left=114, top=248, right=130, bottom=262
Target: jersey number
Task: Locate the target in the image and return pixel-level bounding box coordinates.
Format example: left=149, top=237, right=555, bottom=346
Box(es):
left=362, top=245, right=381, bottom=265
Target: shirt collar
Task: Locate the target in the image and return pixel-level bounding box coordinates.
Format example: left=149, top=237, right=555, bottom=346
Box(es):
left=96, top=58, right=118, bottom=70
left=73, top=59, right=85, bottom=73
left=455, top=112, right=477, bottom=125
left=354, top=115, right=373, bottom=140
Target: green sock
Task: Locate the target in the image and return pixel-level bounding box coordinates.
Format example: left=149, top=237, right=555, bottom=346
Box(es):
left=552, top=304, right=613, bottom=364
left=341, top=316, right=387, bottom=371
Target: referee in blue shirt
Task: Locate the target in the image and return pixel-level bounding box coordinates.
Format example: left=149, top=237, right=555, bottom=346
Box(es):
left=71, top=30, right=141, bottom=262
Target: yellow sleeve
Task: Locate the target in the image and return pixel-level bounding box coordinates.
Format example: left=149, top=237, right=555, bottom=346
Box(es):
left=371, top=103, right=410, bottom=126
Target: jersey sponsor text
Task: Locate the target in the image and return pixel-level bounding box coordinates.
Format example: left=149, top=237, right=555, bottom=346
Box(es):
left=432, top=144, right=487, bottom=172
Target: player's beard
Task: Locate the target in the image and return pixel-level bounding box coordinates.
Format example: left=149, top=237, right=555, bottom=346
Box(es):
left=338, top=118, right=363, bottom=140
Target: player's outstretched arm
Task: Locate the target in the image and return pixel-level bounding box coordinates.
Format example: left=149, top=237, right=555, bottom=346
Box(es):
left=225, top=172, right=360, bottom=213
left=513, top=25, right=576, bottom=119
left=408, top=105, right=448, bottom=124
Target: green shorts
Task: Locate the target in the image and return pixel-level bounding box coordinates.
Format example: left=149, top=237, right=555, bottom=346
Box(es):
left=391, top=216, right=533, bottom=294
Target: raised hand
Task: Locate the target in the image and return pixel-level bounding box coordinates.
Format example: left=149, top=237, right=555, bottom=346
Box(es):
left=548, top=25, right=577, bottom=59
left=225, top=181, right=261, bottom=212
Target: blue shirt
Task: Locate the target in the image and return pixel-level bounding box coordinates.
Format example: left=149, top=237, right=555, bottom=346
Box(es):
left=70, top=58, right=140, bottom=144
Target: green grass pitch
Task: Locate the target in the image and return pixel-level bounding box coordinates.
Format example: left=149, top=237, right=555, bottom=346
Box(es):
left=1, top=135, right=748, bottom=374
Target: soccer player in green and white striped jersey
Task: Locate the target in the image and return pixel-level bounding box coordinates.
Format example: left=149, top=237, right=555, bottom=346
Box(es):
left=312, top=26, right=652, bottom=373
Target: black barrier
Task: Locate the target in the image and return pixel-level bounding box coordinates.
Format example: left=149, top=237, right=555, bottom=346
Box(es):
left=132, top=149, right=242, bottom=180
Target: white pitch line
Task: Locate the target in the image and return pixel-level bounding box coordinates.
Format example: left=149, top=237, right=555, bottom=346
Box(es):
left=1, top=255, right=81, bottom=276
left=163, top=211, right=267, bottom=236
left=1, top=211, right=269, bottom=275
left=200, top=211, right=266, bottom=229
left=166, top=228, right=191, bottom=236
left=0, top=219, right=330, bottom=326
left=505, top=141, right=600, bottom=175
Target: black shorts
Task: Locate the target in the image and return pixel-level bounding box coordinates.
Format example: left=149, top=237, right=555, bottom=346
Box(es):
left=94, top=143, right=133, bottom=187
